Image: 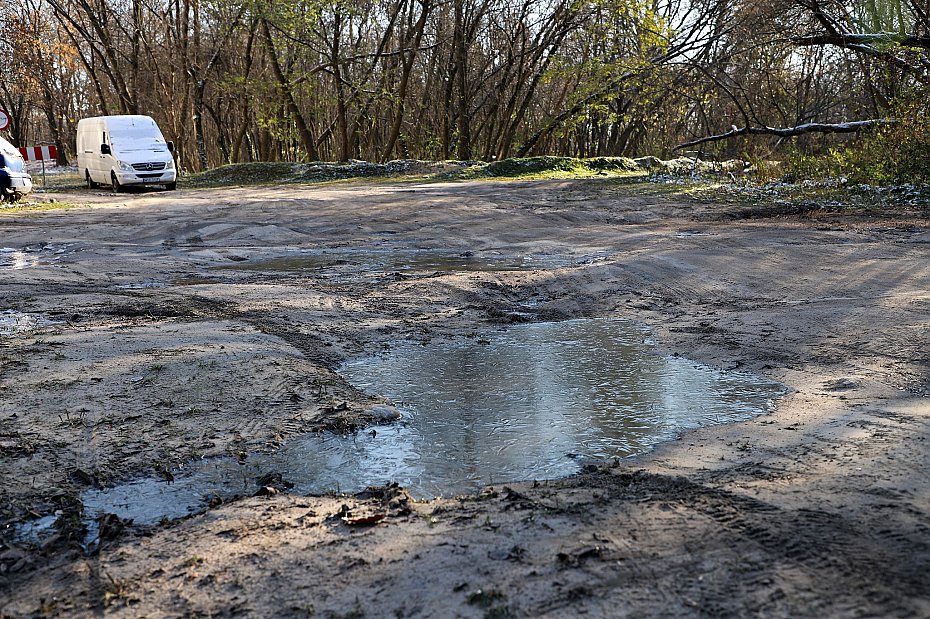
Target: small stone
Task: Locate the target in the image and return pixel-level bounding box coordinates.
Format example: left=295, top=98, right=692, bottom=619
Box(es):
left=824, top=378, right=860, bottom=391
left=366, top=404, right=401, bottom=422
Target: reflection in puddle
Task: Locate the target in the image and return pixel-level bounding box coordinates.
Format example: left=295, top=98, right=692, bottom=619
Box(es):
left=673, top=230, right=709, bottom=237
left=115, top=281, right=168, bottom=290
left=0, top=310, right=59, bottom=336
left=0, top=248, right=38, bottom=270
left=12, top=514, right=59, bottom=544
left=69, top=319, right=785, bottom=532
left=336, top=319, right=786, bottom=495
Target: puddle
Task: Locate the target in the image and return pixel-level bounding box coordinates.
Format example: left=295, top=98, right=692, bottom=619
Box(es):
left=335, top=319, right=786, bottom=495
left=0, top=310, right=59, bottom=336
left=673, top=230, right=709, bottom=237
left=1, top=245, right=71, bottom=270
left=12, top=514, right=59, bottom=544
left=61, top=319, right=785, bottom=535
left=115, top=281, right=168, bottom=290
left=221, top=249, right=596, bottom=274
left=0, top=248, right=39, bottom=270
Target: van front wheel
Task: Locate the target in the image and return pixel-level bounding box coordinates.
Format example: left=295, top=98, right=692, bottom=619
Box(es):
left=111, top=172, right=122, bottom=194
left=165, top=182, right=177, bottom=191
left=86, top=171, right=98, bottom=189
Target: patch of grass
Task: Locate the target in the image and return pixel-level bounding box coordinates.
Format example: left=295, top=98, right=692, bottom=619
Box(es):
left=682, top=177, right=930, bottom=220
left=0, top=199, right=80, bottom=214
left=184, top=157, right=654, bottom=187
left=36, top=171, right=85, bottom=191
left=465, top=589, right=512, bottom=618
left=461, top=156, right=642, bottom=180
left=467, top=588, right=506, bottom=608
left=101, top=571, right=138, bottom=608
left=784, top=89, right=930, bottom=185
left=607, top=175, right=696, bottom=191
left=157, top=155, right=910, bottom=217
left=596, top=162, right=930, bottom=215
left=185, top=160, right=465, bottom=188
left=187, top=162, right=304, bottom=187
left=484, top=607, right=513, bottom=619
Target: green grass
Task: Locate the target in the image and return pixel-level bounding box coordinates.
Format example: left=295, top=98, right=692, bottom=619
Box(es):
left=31, top=157, right=923, bottom=217
left=461, top=156, right=642, bottom=179
left=0, top=199, right=80, bottom=214
left=182, top=157, right=653, bottom=187
left=184, top=160, right=461, bottom=188
left=32, top=170, right=85, bottom=191
left=185, top=162, right=305, bottom=187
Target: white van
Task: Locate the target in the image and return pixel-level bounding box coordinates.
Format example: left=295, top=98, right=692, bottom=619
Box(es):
left=77, top=115, right=176, bottom=192
left=0, top=135, right=33, bottom=202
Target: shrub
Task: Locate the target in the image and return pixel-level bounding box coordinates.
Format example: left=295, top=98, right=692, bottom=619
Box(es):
left=847, top=91, right=930, bottom=183
left=786, top=89, right=930, bottom=184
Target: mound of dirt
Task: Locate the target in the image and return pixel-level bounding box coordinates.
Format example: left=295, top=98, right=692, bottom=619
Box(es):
left=476, top=156, right=639, bottom=178
left=652, top=157, right=746, bottom=176
left=185, top=156, right=749, bottom=188
left=188, top=159, right=466, bottom=187
left=189, top=162, right=304, bottom=186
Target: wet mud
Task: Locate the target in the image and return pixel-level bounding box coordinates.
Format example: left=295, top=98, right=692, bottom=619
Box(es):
left=1, top=179, right=929, bottom=618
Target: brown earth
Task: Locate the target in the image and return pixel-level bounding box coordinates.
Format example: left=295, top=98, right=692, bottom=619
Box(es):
left=0, top=178, right=928, bottom=618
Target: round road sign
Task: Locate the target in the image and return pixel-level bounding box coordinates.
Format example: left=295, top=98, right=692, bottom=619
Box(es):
left=0, top=110, right=9, bottom=131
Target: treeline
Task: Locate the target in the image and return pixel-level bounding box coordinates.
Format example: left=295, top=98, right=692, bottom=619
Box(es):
left=2, top=0, right=928, bottom=172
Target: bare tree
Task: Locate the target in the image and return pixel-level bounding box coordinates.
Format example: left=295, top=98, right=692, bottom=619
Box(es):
left=10, top=0, right=927, bottom=167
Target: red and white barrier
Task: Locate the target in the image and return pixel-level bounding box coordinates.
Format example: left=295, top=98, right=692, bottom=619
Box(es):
left=19, top=145, right=58, bottom=161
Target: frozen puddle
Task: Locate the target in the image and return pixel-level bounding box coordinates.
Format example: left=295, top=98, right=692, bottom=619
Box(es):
left=0, top=310, right=59, bottom=336
left=0, top=248, right=39, bottom=270
left=336, top=319, right=786, bottom=495
left=64, top=319, right=785, bottom=536
left=115, top=281, right=168, bottom=290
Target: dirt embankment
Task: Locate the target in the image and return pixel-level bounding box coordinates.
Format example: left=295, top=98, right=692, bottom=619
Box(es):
left=1, top=178, right=929, bottom=618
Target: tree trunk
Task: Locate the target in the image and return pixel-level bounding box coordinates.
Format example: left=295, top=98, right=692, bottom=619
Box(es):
left=453, top=0, right=471, bottom=160
left=330, top=10, right=350, bottom=161
left=262, top=18, right=319, bottom=161
left=381, top=0, right=431, bottom=161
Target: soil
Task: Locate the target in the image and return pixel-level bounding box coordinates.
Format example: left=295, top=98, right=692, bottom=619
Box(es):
left=1, top=178, right=929, bottom=618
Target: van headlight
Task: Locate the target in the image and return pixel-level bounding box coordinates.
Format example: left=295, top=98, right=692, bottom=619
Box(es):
left=166, top=159, right=175, bottom=170
left=118, top=160, right=133, bottom=172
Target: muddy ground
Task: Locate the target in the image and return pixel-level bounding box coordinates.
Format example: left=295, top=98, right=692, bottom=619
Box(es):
left=1, top=177, right=929, bottom=617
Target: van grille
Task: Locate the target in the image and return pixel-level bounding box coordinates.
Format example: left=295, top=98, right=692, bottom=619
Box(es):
left=131, top=162, right=166, bottom=172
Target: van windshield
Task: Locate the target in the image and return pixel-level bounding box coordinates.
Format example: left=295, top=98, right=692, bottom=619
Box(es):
left=110, top=131, right=168, bottom=153
left=110, top=127, right=168, bottom=153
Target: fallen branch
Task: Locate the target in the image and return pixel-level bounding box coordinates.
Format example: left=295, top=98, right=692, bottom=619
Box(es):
left=674, top=120, right=896, bottom=150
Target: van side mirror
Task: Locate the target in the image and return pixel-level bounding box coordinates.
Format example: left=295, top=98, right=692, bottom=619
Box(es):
left=101, top=143, right=111, bottom=155
left=166, top=141, right=174, bottom=153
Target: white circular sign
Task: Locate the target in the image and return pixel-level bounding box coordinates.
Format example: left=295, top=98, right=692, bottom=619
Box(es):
left=0, top=110, right=9, bottom=131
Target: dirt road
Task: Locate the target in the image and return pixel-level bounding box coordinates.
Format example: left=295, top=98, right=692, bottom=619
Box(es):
left=1, top=179, right=929, bottom=617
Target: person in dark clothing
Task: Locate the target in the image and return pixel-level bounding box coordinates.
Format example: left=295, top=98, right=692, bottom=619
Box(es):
left=0, top=152, right=11, bottom=201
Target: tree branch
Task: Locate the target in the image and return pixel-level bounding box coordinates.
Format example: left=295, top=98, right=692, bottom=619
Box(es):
left=793, top=32, right=930, bottom=49
left=674, top=120, right=896, bottom=150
